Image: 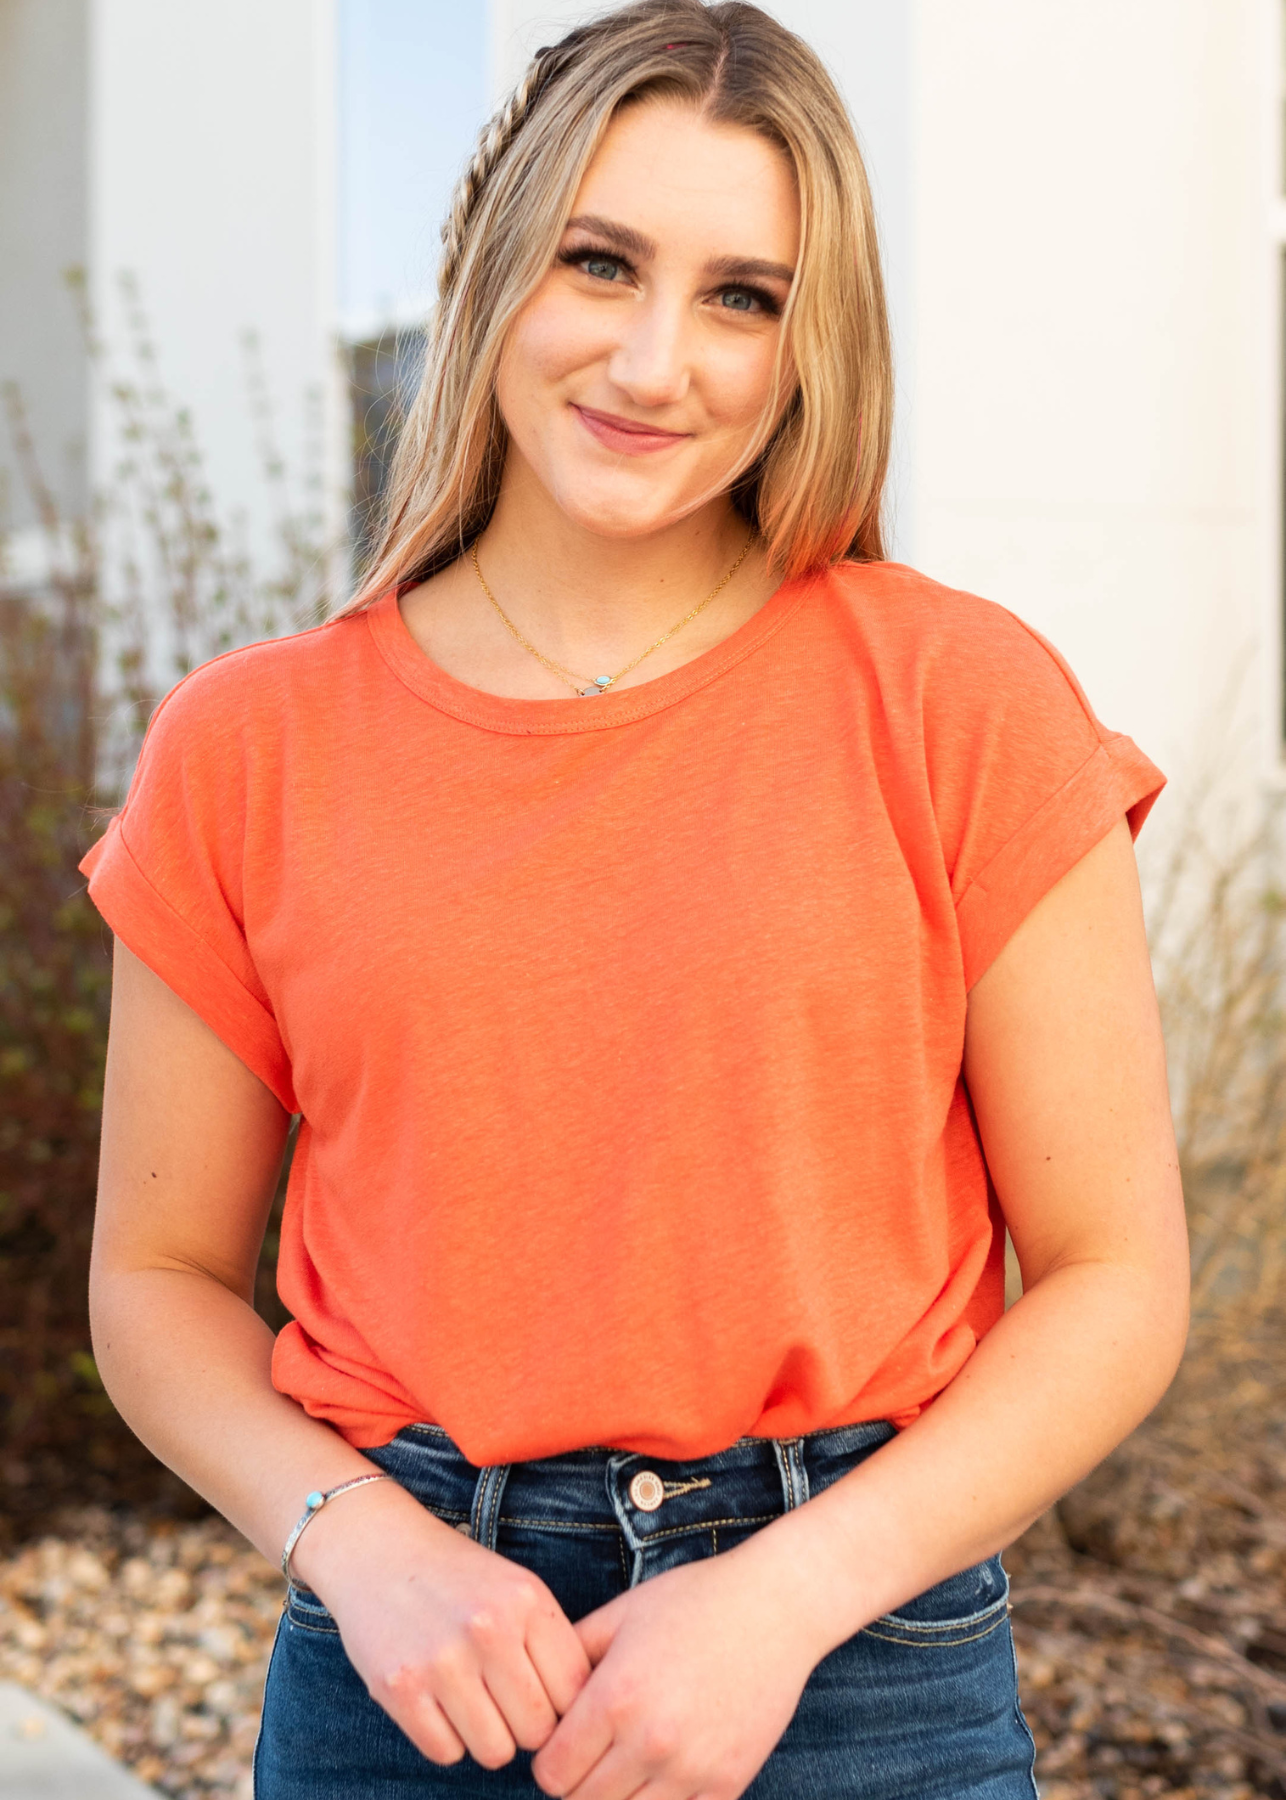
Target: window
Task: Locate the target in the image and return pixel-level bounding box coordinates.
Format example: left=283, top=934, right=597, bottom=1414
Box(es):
left=348, top=329, right=425, bottom=567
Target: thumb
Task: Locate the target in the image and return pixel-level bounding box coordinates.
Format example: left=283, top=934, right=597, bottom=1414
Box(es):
left=575, top=1595, right=626, bottom=1665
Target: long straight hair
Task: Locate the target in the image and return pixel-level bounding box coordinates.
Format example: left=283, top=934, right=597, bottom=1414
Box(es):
left=343, top=0, right=892, bottom=614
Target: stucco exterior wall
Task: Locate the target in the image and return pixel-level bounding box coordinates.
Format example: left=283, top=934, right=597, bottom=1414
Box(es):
left=911, top=0, right=1275, bottom=797
left=0, top=0, right=90, bottom=534
left=87, top=0, right=345, bottom=571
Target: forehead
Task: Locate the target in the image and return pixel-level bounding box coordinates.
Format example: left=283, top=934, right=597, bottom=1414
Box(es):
left=571, top=98, right=799, bottom=263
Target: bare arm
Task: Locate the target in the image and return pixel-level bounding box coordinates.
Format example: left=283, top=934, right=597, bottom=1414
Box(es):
left=764, top=815, right=1189, bottom=1625
left=531, top=817, right=1190, bottom=1798
left=90, top=939, right=361, bottom=1557
left=91, top=940, right=588, bottom=1768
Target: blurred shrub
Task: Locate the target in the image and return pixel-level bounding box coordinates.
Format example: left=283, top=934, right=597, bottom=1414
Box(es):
left=0, top=277, right=331, bottom=1538
left=1146, top=785, right=1286, bottom=1337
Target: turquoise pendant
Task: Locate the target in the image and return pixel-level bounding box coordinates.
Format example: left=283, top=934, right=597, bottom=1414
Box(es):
left=579, top=676, right=614, bottom=697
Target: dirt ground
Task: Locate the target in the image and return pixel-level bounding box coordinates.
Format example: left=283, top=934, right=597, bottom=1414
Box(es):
left=1007, top=1344, right=1286, bottom=1800
left=2, top=1358, right=1283, bottom=1799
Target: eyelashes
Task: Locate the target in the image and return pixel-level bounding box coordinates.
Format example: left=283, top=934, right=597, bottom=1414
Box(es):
left=556, top=245, right=630, bottom=280
left=555, top=244, right=782, bottom=318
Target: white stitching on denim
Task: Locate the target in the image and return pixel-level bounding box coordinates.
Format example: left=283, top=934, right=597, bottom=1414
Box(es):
left=788, top=1438, right=809, bottom=1506
left=287, top=1612, right=339, bottom=1636
left=873, top=1587, right=1010, bottom=1635
left=862, top=1608, right=1010, bottom=1649
left=771, top=1438, right=808, bottom=1511
left=499, top=1516, right=621, bottom=1531
left=475, top=1465, right=512, bottom=1551
left=635, top=1513, right=774, bottom=1542
left=286, top=1591, right=339, bottom=1636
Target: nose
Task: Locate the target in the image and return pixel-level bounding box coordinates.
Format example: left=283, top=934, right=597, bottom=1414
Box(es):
left=606, top=291, right=692, bottom=409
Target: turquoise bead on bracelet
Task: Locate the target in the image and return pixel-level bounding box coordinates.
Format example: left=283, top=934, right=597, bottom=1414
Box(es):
left=280, top=1473, right=392, bottom=1582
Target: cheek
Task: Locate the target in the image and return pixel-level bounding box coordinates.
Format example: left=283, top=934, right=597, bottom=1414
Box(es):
left=503, top=290, right=608, bottom=393
left=700, top=330, right=782, bottom=434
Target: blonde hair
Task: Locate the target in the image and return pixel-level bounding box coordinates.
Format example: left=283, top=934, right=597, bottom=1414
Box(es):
left=345, top=0, right=892, bottom=612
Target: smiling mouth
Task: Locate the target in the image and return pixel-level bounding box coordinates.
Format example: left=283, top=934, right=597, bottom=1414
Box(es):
left=571, top=404, right=691, bottom=455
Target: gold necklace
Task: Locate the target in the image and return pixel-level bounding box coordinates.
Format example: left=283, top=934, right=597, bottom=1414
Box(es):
left=470, top=536, right=754, bottom=698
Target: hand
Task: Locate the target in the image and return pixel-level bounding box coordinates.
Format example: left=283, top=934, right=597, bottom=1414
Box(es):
left=530, top=1532, right=823, bottom=1799
left=295, top=1481, right=591, bottom=1769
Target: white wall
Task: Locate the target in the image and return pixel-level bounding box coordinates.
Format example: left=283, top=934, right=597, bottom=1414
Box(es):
left=911, top=0, right=1274, bottom=797
left=489, top=0, right=916, bottom=559
left=88, top=0, right=344, bottom=578
left=0, top=0, right=90, bottom=535
left=757, top=2, right=914, bottom=558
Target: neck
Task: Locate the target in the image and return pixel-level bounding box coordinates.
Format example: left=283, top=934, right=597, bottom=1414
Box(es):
left=395, top=453, right=782, bottom=703
left=474, top=465, right=757, bottom=656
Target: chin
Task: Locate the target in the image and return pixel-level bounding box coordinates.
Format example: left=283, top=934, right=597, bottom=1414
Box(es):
left=547, top=471, right=710, bottom=541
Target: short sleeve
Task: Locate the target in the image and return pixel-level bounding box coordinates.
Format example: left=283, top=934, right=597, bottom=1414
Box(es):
left=925, top=604, right=1165, bottom=990
left=78, top=658, right=298, bottom=1112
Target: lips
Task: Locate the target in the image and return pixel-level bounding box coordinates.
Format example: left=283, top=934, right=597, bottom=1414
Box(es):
left=571, top=404, right=691, bottom=456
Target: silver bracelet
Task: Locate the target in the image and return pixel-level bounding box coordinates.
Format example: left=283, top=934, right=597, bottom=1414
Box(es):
left=280, top=1473, right=393, bottom=1584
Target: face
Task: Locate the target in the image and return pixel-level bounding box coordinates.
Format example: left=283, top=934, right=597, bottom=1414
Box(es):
left=494, top=98, right=800, bottom=540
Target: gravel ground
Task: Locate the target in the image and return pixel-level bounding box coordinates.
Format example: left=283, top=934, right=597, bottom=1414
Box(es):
left=3, top=1389, right=1284, bottom=1800
left=0, top=1506, right=278, bottom=1798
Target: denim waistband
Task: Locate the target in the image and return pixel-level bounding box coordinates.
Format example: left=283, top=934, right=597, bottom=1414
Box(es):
left=363, top=1419, right=898, bottom=1560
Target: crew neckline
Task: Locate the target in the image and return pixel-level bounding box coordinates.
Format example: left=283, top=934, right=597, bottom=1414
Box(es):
left=364, top=569, right=817, bottom=734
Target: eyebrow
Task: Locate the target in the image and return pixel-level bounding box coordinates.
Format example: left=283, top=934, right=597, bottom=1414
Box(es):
left=563, top=214, right=795, bottom=287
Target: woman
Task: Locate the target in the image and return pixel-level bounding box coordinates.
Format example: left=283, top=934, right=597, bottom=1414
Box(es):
left=81, top=3, right=1189, bottom=1796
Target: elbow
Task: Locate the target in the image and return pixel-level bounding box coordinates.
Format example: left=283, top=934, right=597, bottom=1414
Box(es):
left=1158, top=1271, right=1191, bottom=1391
left=1130, top=1246, right=1191, bottom=1417
left=87, top=1261, right=132, bottom=1404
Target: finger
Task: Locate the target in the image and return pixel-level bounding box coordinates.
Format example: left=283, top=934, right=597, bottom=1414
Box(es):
left=559, top=1740, right=656, bottom=1800
left=531, top=1689, right=614, bottom=1796
left=527, top=1602, right=594, bottom=1714
left=480, top=1651, right=559, bottom=1752
left=435, top=1677, right=518, bottom=1773
left=385, top=1688, right=467, bottom=1766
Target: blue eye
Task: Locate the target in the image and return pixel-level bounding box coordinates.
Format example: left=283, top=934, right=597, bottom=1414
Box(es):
left=555, top=245, right=633, bottom=283
left=720, top=290, right=755, bottom=311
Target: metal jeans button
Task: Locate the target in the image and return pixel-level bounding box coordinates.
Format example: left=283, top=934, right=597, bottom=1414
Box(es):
left=629, top=1469, right=665, bottom=1512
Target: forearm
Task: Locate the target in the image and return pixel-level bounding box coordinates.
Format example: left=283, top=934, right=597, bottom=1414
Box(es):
left=90, top=1266, right=391, bottom=1578
left=745, top=1255, right=1188, bottom=1659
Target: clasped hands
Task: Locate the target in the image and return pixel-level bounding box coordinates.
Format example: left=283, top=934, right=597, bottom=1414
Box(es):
left=307, top=1486, right=830, bottom=1800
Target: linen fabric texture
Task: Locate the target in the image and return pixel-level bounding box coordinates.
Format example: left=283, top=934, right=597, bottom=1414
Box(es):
left=78, top=561, right=1164, bottom=1465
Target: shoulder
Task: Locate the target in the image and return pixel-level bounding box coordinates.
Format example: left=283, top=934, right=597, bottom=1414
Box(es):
left=816, top=560, right=1101, bottom=734
left=137, top=611, right=369, bottom=763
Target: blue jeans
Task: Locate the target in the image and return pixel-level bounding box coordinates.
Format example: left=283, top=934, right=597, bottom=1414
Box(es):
left=255, top=1421, right=1037, bottom=1798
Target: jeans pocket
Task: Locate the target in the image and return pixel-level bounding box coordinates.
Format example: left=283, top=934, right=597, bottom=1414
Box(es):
left=862, top=1554, right=1011, bottom=1649
left=285, top=1582, right=340, bottom=1635
left=374, top=1433, right=475, bottom=1533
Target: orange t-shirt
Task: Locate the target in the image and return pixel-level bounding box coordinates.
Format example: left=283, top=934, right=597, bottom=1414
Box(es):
left=80, top=561, right=1164, bottom=1464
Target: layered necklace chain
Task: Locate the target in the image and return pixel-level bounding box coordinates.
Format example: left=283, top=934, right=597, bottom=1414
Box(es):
left=469, top=536, right=753, bottom=698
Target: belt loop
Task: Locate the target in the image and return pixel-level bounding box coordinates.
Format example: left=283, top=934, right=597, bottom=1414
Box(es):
left=469, top=1464, right=512, bottom=1551
left=772, top=1438, right=809, bottom=1512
